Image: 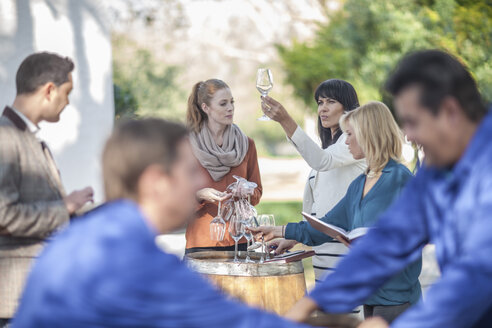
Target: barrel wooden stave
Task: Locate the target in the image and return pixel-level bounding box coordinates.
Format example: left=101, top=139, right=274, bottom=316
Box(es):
left=186, top=251, right=307, bottom=315
left=208, top=272, right=306, bottom=314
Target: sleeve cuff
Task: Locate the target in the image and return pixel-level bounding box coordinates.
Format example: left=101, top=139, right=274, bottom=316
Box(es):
left=287, top=125, right=303, bottom=147
left=285, top=222, right=297, bottom=240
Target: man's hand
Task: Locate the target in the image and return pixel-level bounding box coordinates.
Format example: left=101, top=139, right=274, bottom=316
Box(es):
left=64, top=186, right=94, bottom=215
left=358, top=317, right=389, bottom=328
left=248, top=226, right=283, bottom=242
left=196, top=188, right=230, bottom=203
left=268, top=239, right=297, bottom=255
left=285, top=297, right=319, bottom=322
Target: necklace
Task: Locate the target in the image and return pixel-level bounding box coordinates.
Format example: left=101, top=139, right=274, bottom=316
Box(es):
left=366, top=170, right=381, bottom=179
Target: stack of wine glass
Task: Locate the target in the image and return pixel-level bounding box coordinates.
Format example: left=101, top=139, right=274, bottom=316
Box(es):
left=209, top=175, right=275, bottom=263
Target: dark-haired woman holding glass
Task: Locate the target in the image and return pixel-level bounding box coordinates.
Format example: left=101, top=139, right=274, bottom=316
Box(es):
left=260, top=79, right=366, bottom=283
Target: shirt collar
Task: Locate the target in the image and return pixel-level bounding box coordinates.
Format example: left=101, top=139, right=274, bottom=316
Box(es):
left=10, top=106, right=40, bottom=134
left=382, top=159, right=399, bottom=173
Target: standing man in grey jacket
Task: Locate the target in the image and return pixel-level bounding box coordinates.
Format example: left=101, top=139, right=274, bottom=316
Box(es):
left=0, top=52, right=94, bottom=326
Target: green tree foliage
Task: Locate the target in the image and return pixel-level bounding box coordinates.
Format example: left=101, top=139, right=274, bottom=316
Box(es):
left=113, top=84, right=139, bottom=120
left=278, top=0, right=492, bottom=111
left=112, top=34, right=185, bottom=120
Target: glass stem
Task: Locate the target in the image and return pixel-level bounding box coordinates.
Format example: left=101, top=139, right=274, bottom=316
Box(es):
left=260, top=236, right=265, bottom=263
left=234, top=240, right=238, bottom=262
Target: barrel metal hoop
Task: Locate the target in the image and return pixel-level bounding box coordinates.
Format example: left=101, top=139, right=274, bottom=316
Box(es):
left=185, top=251, right=305, bottom=277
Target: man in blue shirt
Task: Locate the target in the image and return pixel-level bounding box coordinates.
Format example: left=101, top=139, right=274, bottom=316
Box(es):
left=285, top=50, right=492, bottom=328
left=11, top=119, right=311, bottom=327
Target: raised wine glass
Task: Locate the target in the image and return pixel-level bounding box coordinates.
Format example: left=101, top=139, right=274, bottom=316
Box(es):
left=210, top=200, right=226, bottom=242
left=229, top=215, right=244, bottom=263
left=256, top=68, right=273, bottom=121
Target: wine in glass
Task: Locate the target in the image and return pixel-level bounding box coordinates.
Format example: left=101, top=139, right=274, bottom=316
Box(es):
left=210, top=200, right=226, bottom=242
left=229, top=215, right=244, bottom=263
left=256, top=68, right=273, bottom=121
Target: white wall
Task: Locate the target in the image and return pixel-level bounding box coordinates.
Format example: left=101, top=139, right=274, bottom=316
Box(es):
left=0, top=0, right=114, bottom=202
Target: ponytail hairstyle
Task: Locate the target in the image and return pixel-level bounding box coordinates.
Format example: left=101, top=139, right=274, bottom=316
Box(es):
left=314, top=79, right=359, bottom=149
left=186, top=79, right=230, bottom=133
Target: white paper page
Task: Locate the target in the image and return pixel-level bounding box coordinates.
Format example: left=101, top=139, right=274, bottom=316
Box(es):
left=347, top=227, right=369, bottom=240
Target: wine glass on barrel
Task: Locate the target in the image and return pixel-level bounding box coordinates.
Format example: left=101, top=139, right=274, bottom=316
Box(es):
left=266, top=214, right=275, bottom=259
left=258, top=214, right=276, bottom=262
left=229, top=215, right=244, bottom=263
left=256, top=68, right=273, bottom=121
left=210, top=200, right=226, bottom=242
left=242, top=216, right=255, bottom=263
left=257, top=214, right=269, bottom=263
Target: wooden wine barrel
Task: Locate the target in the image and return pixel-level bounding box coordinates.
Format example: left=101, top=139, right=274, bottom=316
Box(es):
left=185, top=251, right=306, bottom=315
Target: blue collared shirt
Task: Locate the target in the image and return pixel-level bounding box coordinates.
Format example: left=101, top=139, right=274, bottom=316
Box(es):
left=286, top=160, right=421, bottom=306
left=12, top=200, right=311, bottom=328
left=308, top=109, right=492, bottom=328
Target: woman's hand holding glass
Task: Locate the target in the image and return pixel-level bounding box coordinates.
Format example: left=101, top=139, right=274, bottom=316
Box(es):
left=267, top=239, right=297, bottom=255
left=249, top=226, right=283, bottom=241
left=196, top=188, right=231, bottom=203
left=248, top=225, right=283, bottom=242
left=260, top=96, right=298, bottom=138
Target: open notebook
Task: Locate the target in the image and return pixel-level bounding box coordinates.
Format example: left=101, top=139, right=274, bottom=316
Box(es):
left=265, top=250, right=315, bottom=263
left=301, top=212, right=369, bottom=247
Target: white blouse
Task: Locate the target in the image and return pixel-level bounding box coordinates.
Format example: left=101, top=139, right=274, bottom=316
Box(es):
left=289, top=126, right=366, bottom=282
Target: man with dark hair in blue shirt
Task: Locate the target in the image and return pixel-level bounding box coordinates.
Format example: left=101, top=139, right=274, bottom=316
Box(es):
left=285, top=49, right=492, bottom=328
left=11, top=119, right=312, bottom=328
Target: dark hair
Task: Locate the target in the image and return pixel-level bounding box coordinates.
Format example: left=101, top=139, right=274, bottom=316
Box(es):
left=385, top=49, right=487, bottom=122
left=16, top=52, right=74, bottom=95
left=186, top=79, right=230, bottom=133
left=314, top=79, right=360, bottom=148
left=102, top=118, right=189, bottom=201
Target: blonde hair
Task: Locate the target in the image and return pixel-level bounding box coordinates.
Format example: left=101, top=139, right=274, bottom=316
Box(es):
left=186, top=79, right=229, bottom=133
left=340, top=101, right=403, bottom=173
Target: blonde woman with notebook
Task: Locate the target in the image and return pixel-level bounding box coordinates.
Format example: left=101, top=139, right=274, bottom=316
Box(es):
left=251, top=101, right=422, bottom=324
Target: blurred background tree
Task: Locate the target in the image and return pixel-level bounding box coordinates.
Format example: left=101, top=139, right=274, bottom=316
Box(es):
left=110, top=0, right=491, bottom=154
left=112, top=34, right=184, bottom=121
left=278, top=0, right=492, bottom=112
left=108, top=0, right=325, bottom=157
